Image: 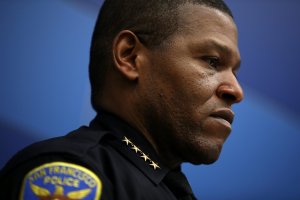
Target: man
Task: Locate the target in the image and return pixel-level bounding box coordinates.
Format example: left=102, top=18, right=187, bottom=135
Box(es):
left=0, top=0, right=243, bottom=199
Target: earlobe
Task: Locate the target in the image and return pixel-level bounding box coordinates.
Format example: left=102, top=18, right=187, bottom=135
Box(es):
left=113, top=30, right=142, bottom=81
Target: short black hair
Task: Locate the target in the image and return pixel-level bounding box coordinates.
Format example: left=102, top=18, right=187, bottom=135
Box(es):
left=89, top=0, right=233, bottom=111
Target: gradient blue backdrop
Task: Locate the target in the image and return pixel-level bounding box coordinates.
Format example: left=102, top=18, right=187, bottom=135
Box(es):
left=1, top=1, right=299, bottom=199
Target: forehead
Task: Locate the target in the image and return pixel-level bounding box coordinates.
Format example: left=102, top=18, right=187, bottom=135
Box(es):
left=162, top=4, right=240, bottom=61
left=176, top=4, right=237, bottom=36
left=172, top=4, right=238, bottom=47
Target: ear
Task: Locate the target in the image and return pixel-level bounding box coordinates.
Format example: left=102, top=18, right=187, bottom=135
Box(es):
left=112, top=30, right=143, bottom=81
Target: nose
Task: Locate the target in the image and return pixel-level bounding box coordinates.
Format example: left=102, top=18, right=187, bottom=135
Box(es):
left=216, top=72, right=244, bottom=105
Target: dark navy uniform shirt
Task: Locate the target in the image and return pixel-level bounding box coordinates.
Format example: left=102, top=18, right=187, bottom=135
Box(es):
left=0, top=111, right=197, bottom=200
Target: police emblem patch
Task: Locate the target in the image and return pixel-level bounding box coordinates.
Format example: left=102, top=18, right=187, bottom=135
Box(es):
left=20, top=162, right=102, bottom=200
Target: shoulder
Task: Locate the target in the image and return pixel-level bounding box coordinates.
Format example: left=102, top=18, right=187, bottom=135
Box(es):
left=1, top=126, right=110, bottom=172
left=0, top=126, right=115, bottom=199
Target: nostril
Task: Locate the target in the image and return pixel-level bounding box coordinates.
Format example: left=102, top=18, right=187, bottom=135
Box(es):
left=221, top=93, right=237, bottom=103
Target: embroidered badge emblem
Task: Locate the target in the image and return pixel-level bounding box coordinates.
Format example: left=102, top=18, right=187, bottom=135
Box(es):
left=20, top=162, right=102, bottom=200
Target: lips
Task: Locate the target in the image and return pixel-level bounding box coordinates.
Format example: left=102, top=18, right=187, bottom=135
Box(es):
left=210, top=109, right=234, bottom=125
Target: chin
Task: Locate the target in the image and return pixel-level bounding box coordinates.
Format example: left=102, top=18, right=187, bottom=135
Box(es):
left=185, top=140, right=224, bottom=165
left=189, top=152, right=221, bottom=165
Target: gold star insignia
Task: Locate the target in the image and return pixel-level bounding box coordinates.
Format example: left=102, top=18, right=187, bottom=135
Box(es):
left=122, top=136, right=160, bottom=170
left=122, top=137, right=131, bottom=145
left=140, top=153, right=150, bottom=162
left=150, top=161, right=160, bottom=170
left=131, top=145, right=140, bottom=153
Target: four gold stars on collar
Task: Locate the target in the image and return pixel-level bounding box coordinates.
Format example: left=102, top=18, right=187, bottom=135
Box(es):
left=122, top=136, right=160, bottom=170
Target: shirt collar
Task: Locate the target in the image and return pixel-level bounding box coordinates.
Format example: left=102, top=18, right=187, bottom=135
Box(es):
left=90, top=110, right=170, bottom=185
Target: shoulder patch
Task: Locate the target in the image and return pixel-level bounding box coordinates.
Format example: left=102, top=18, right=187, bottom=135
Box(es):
left=20, top=162, right=102, bottom=200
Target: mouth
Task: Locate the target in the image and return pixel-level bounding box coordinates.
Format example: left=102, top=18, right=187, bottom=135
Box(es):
left=210, top=109, right=235, bottom=127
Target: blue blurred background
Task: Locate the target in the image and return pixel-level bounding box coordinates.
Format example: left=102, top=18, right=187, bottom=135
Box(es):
left=0, top=1, right=299, bottom=199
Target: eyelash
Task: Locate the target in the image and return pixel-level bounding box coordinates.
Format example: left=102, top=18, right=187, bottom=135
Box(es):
left=202, top=56, right=220, bottom=69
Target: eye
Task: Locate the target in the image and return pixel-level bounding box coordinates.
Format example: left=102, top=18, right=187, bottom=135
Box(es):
left=202, top=56, right=220, bottom=69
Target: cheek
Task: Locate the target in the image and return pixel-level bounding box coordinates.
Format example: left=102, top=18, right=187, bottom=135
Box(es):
left=174, top=69, right=217, bottom=107
left=143, top=57, right=219, bottom=116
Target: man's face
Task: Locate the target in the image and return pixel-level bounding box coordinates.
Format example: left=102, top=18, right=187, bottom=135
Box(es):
left=138, top=4, right=243, bottom=165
